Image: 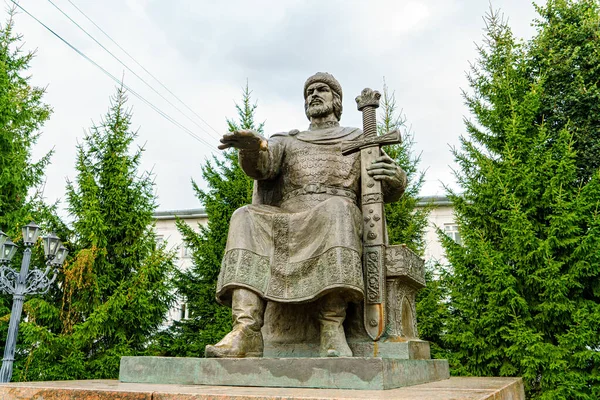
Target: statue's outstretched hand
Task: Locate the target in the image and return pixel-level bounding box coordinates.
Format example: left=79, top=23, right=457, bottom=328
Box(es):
left=218, top=129, right=268, bottom=151
left=366, top=154, right=405, bottom=187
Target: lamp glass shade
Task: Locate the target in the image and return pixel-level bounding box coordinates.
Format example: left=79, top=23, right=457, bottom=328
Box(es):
left=54, top=246, right=69, bottom=266
left=43, top=233, right=61, bottom=258
left=22, top=222, right=41, bottom=245
left=0, top=231, right=8, bottom=248
left=3, top=240, right=17, bottom=262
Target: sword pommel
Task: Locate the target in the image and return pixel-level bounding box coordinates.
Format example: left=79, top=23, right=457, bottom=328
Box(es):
left=356, top=88, right=381, bottom=111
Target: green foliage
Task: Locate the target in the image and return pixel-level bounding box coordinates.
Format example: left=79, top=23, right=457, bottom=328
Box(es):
left=440, top=3, right=600, bottom=399
left=156, top=83, right=260, bottom=357
left=415, top=261, right=451, bottom=357
left=0, top=8, right=70, bottom=378
left=378, top=81, right=431, bottom=255
left=376, top=82, right=443, bottom=352
left=0, top=8, right=53, bottom=235
left=529, top=0, right=600, bottom=183
left=13, top=86, right=175, bottom=381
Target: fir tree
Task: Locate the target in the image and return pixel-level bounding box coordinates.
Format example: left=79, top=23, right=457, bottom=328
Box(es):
left=441, top=4, right=600, bottom=399
left=0, top=7, right=52, bottom=234
left=529, top=0, right=600, bottom=183
left=377, top=81, right=430, bottom=254
left=14, top=85, right=175, bottom=381
left=376, top=82, right=445, bottom=352
left=157, top=83, right=261, bottom=357
left=0, top=8, right=70, bottom=380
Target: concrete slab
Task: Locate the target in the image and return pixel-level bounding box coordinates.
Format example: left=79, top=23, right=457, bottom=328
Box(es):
left=119, top=356, right=450, bottom=390
left=0, top=377, right=525, bottom=399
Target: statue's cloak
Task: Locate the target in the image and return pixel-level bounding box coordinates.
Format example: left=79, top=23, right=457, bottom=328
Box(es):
left=216, top=126, right=365, bottom=305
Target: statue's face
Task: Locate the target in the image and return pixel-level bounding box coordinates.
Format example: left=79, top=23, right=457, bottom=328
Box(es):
left=305, top=82, right=334, bottom=119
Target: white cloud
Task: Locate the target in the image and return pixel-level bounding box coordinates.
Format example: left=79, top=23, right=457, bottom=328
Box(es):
left=11, top=0, right=538, bottom=215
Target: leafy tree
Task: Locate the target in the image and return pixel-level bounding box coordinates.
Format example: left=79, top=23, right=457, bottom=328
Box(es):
left=440, top=4, right=600, bottom=399
left=156, top=83, right=260, bottom=357
left=13, top=85, right=175, bottom=381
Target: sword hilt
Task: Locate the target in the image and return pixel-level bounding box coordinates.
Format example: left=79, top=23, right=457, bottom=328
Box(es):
left=361, top=106, right=377, bottom=138
left=356, top=88, right=380, bottom=138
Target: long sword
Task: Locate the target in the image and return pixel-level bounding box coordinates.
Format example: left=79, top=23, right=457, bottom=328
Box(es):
left=341, top=88, right=401, bottom=340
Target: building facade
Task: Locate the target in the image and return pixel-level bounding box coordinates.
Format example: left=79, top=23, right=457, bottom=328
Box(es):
left=154, top=208, right=208, bottom=325
left=418, top=196, right=458, bottom=265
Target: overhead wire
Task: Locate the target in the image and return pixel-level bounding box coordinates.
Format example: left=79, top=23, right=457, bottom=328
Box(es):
left=46, top=0, right=222, bottom=143
left=66, top=0, right=221, bottom=137
left=9, top=0, right=219, bottom=153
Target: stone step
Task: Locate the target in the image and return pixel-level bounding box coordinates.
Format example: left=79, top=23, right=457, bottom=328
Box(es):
left=119, top=356, right=449, bottom=390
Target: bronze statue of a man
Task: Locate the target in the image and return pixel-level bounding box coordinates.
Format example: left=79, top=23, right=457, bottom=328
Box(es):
left=206, top=72, right=407, bottom=358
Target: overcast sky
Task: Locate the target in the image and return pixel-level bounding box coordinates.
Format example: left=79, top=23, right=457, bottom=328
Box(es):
left=10, top=0, right=539, bottom=215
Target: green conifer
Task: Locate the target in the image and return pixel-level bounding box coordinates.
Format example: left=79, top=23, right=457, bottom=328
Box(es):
left=376, top=83, right=446, bottom=352
left=377, top=81, right=431, bottom=254
left=14, top=85, right=175, bottom=380
left=158, top=83, right=260, bottom=357
left=0, top=9, right=69, bottom=380
left=441, top=3, right=600, bottom=398
left=0, top=8, right=52, bottom=234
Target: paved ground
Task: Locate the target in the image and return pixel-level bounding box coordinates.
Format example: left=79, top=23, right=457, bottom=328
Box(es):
left=0, top=376, right=524, bottom=399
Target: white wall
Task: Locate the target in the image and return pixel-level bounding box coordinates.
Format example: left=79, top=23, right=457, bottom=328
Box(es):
left=154, top=209, right=208, bottom=325
left=421, top=201, right=456, bottom=265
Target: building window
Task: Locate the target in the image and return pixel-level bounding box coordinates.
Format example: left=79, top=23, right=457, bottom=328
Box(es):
left=180, top=302, right=188, bottom=320
left=444, top=224, right=462, bottom=244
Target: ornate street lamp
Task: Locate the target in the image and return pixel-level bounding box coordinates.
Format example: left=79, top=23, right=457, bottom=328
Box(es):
left=0, top=224, right=67, bottom=383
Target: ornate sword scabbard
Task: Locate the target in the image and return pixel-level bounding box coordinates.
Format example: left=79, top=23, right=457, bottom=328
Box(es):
left=356, top=88, right=387, bottom=341
left=342, top=87, right=402, bottom=341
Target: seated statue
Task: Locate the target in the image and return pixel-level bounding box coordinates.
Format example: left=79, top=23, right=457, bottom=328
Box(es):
left=206, top=72, right=407, bottom=358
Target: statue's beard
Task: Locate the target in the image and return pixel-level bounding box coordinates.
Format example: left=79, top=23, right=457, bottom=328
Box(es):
left=306, top=101, right=334, bottom=119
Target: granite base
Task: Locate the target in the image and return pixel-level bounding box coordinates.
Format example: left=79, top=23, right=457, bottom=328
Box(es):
left=119, top=356, right=450, bottom=390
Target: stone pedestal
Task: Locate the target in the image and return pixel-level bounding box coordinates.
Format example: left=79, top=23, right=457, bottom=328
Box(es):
left=262, top=245, right=430, bottom=359
left=119, top=356, right=449, bottom=390
left=0, top=377, right=526, bottom=399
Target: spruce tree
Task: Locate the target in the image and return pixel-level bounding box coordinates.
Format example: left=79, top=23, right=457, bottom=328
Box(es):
left=441, top=4, right=600, bottom=399
left=14, top=85, right=175, bottom=381
left=529, top=0, right=600, bottom=183
left=377, top=81, right=430, bottom=254
left=0, top=8, right=70, bottom=380
left=0, top=7, right=52, bottom=234
left=376, top=83, right=446, bottom=352
left=157, top=83, right=261, bottom=357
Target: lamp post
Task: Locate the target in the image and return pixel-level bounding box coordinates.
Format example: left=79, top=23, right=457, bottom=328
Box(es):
left=0, top=223, right=68, bottom=383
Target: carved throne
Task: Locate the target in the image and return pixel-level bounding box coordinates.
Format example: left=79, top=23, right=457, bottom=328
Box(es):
left=253, top=182, right=431, bottom=360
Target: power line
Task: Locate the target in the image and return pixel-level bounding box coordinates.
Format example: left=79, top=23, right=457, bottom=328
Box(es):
left=46, top=0, right=222, bottom=143
left=9, top=0, right=219, bottom=152
left=67, top=0, right=221, bottom=137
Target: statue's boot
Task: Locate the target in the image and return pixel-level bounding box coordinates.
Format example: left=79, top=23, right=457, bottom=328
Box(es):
left=205, top=288, right=266, bottom=358
left=318, top=293, right=352, bottom=357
